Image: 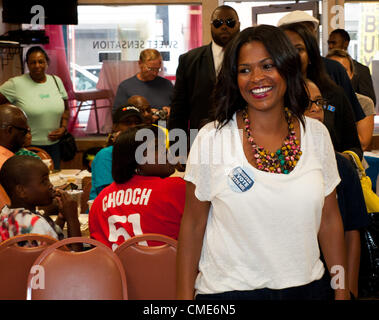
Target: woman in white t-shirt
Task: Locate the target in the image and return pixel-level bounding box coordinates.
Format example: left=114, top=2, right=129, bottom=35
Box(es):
left=176, top=25, right=349, bottom=300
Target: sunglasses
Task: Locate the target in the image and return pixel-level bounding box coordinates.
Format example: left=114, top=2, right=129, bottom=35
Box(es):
left=12, top=125, right=31, bottom=136
left=212, top=18, right=236, bottom=29
left=0, top=124, right=30, bottom=136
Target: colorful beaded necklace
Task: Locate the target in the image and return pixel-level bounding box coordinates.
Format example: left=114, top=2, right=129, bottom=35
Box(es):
left=242, top=107, right=302, bottom=174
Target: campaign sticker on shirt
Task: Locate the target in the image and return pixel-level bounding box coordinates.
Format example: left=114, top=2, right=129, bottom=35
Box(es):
left=227, top=166, right=254, bottom=193
left=326, top=105, right=335, bottom=112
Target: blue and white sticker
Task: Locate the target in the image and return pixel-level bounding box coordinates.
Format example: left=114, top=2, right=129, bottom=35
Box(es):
left=228, top=166, right=255, bottom=193
left=326, top=105, right=335, bottom=112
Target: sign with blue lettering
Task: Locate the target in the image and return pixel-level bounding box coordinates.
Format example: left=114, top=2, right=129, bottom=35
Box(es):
left=228, top=166, right=254, bottom=193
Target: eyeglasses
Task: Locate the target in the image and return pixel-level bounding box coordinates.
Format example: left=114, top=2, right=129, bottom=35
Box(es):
left=10, top=125, right=31, bottom=136
left=309, top=98, right=328, bottom=110
left=145, top=66, right=162, bottom=73
left=0, top=124, right=30, bottom=136
left=211, top=18, right=237, bottom=29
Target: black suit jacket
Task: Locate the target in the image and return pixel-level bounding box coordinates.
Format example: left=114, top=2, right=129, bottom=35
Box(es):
left=168, top=43, right=216, bottom=134
left=352, top=60, right=376, bottom=106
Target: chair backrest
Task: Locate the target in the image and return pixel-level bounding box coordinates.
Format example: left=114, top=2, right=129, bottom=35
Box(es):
left=26, top=237, right=128, bottom=300
left=25, top=147, right=54, bottom=170
left=0, top=234, right=58, bottom=300
left=74, top=89, right=113, bottom=102
left=0, top=183, right=10, bottom=209
left=114, top=233, right=177, bottom=300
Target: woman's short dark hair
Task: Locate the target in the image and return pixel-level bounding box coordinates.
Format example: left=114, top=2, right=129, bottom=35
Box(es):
left=279, top=23, right=338, bottom=95
left=211, top=24, right=308, bottom=129
left=25, top=46, right=50, bottom=64
left=112, top=124, right=159, bottom=184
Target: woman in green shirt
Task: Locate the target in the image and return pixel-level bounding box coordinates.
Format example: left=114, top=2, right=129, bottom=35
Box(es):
left=0, top=46, right=69, bottom=169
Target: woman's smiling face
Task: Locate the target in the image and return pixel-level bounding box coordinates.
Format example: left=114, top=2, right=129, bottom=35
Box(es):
left=237, top=40, right=287, bottom=112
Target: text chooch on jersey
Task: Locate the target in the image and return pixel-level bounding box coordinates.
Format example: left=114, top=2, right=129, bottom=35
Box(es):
left=102, top=188, right=152, bottom=211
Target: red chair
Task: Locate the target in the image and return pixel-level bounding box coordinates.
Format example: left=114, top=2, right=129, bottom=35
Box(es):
left=0, top=234, right=58, bottom=300
left=26, top=237, right=128, bottom=300
left=0, top=183, right=10, bottom=209
left=114, top=233, right=177, bottom=300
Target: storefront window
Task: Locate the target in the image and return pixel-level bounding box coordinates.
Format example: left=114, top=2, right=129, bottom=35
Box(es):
left=66, top=5, right=202, bottom=132
left=345, top=2, right=379, bottom=117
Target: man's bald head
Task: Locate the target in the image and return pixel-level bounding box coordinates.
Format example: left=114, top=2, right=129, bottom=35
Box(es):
left=0, top=104, right=27, bottom=125
left=127, top=95, right=153, bottom=124
left=127, top=95, right=150, bottom=108
left=0, top=104, right=29, bottom=152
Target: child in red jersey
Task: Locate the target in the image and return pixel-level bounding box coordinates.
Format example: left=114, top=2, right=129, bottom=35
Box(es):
left=89, top=125, right=185, bottom=250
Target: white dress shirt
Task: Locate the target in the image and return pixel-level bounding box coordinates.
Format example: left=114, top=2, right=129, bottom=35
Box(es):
left=211, top=41, right=224, bottom=76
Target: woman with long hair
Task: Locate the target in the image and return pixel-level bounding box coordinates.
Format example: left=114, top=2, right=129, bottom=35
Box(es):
left=279, top=23, right=362, bottom=160
left=176, top=25, right=348, bottom=300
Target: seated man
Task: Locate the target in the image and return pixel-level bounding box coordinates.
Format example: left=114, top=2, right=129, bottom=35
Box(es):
left=0, top=104, right=29, bottom=168
left=0, top=156, right=81, bottom=249
left=89, top=106, right=144, bottom=200
left=126, top=95, right=154, bottom=125
left=126, top=95, right=170, bottom=148
left=0, top=104, right=32, bottom=209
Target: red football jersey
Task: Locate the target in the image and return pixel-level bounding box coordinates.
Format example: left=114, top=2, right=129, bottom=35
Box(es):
left=89, top=175, right=185, bottom=250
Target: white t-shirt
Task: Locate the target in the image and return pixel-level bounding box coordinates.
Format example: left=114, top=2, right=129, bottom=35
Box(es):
left=184, top=114, right=340, bottom=295
left=0, top=74, right=67, bottom=145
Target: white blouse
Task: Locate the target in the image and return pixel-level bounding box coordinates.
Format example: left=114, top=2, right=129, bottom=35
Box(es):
left=184, top=114, right=340, bottom=295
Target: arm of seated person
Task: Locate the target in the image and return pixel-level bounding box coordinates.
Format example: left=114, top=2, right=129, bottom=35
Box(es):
left=55, top=189, right=83, bottom=251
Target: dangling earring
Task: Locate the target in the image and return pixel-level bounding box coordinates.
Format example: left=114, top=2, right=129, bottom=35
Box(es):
left=135, top=167, right=141, bottom=175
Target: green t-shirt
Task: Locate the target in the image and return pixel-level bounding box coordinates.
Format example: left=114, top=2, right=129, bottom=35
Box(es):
left=0, top=74, right=68, bottom=145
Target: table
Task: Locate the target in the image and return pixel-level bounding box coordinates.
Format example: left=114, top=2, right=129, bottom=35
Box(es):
left=49, top=169, right=91, bottom=189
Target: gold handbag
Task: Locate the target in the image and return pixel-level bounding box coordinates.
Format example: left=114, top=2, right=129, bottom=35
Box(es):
left=343, top=150, right=379, bottom=213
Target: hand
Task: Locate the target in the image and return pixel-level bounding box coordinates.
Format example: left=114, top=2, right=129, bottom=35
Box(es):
left=162, top=106, right=171, bottom=117
left=151, top=108, right=159, bottom=123
left=48, top=127, right=66, bottom=141
left=54, top=189, right=78, bottom=222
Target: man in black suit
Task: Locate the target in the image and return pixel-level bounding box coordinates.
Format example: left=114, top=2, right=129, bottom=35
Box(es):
left=168, top=5, right=240, bottom=136
left=328, top=28, right=376, bottom=105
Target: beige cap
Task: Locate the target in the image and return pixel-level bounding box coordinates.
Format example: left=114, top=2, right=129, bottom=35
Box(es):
left=277, top=10, right=319, bottom=29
